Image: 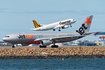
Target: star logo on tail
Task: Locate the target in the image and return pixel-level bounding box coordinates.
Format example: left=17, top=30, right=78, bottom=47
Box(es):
left=85, top=16, right=91, bottom=27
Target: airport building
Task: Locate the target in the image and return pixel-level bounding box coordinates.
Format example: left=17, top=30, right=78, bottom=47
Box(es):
left=78, top=41, right=96, bottom=46
left=0, top=40, right=105, bottom=47
left=0, top=41, right=12, bottom=46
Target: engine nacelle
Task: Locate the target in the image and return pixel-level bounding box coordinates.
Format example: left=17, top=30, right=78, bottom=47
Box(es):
left=62, top=25, right=69, bottom=29
left=41, top=40, right=52, bottom=46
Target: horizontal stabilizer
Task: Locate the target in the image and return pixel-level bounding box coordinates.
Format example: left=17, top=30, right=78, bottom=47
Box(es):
left=94, top=32, right=105, bottom=35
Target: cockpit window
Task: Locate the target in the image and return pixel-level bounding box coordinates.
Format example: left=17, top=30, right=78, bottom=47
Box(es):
left=5, top=36, right=10, bottom=37
left=67, top=20, right=70, bottom=23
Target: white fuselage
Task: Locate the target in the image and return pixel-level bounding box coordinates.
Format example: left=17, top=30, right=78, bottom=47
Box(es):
left=2, top=32, right=84, bottom=45
left=33, top=19, right=76, bottom=31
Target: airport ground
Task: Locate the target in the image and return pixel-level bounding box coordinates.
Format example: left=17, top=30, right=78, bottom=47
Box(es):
left=0, top=46, right=105, bottom=49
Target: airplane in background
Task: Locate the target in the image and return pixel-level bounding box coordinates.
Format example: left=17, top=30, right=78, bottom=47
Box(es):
left=3, top=15, right=97, bottom=48
left=32, top=19, right=76, bottom=31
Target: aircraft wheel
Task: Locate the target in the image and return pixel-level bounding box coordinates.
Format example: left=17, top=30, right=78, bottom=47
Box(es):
left=51, top=45, right=58, bottom=48
left=53, top=29, right=55, bottom=31
left=39, top=45, right=46, bottom=48
left=59, top=30, right=61, bottom=31
left=12, top=45, right=15, bottom=48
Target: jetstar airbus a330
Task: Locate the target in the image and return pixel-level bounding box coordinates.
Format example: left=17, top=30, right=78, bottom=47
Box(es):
left=32, top=19, right=76, bottom=31
left=3, top=15, right=98, bottom=48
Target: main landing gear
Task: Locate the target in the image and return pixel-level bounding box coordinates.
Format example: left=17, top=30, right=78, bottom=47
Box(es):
left=39, top=45, right=58, bottom=48
left=59, top=30, right=61, bottom=31
left=39, top=45, right=46, bottom=48
left=51, top=45, right=58, bottom=48
left=53, top=29, right=55, bottom=31
left=53, top=29, right=61, bottom=31
left=58, top=28, right=61, bottom=31
left=51, top=40, right=58, bottom=48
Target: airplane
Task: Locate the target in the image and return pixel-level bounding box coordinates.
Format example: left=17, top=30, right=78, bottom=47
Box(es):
left=3, top=15, right=97, bottom=48
left=32, top=19, right=76, bottom=31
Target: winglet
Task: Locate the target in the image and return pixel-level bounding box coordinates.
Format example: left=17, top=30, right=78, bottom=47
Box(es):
left=76, top=15, right=93, bottom=35
left=32, top=20, right=42, bottom=28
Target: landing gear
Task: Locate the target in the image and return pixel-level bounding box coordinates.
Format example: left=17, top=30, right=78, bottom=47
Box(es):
left=39, top=45, right=46, bottom=48
left=51, top=40, right=59, bottom=48
left=12, top=45, right=15, bottom=48
left=58, top=28, right=61, bottom=31
left=53, top=29, right=55, bottom=31
left=59, top=30, right=61, bottom=31
left=51, top=45, right=58, bottom=48
left=70, top=24, right=72, bottom=27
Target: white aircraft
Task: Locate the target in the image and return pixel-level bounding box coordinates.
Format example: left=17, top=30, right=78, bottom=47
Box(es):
left=3, top=15, right=98, bottom=48
left=32, top=19, right=76, bottom=31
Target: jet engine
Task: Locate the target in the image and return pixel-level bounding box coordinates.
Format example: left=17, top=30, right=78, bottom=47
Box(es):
left=62, top=25, right=69, bottom=29
left=41, top=40, right=52, bottom=45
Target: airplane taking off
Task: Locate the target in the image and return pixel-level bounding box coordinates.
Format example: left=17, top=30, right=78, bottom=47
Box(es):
left=32, top=19, right=76, bottom=31
left=3, top=15, right=97, bottom=48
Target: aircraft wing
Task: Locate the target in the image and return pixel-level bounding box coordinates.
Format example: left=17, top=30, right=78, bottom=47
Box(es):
left=35, top=35, right=81, bottom=41
left=94, top=32, right=105, bottom=35
left=54, top=25, right=64, bottom=29
left=35, top=35, right=86, bottom=41
left=35, top=32, right=97, bottom=41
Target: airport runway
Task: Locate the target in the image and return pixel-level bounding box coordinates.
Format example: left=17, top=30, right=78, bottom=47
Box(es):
left=0, top=46, right=105, bottom=49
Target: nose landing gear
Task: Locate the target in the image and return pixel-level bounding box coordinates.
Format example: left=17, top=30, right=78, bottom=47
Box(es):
left=70, top=24, right=72, bottom=27
left=12, top=44, right=15, bottom=48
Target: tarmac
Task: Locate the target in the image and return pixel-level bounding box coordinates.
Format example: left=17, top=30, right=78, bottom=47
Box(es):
left=0, top=46, right=105, bottom=49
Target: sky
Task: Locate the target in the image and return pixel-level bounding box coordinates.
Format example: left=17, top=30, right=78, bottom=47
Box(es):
left=0, top=0, right=105, bottom=41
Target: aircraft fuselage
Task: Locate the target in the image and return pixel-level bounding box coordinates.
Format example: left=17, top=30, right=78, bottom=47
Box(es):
left=3, top=32, right=83, bottom=45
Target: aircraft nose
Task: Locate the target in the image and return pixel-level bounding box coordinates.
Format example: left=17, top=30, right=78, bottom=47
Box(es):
left=2, top=37, right=10, bottom=42
left=74, top=20, right=76, bottom=22
left=2, top=37, right=7, bottom=42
